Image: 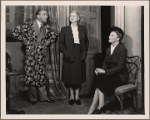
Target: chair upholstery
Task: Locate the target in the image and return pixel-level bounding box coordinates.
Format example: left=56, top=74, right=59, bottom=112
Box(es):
left=115, top=84, right=136, bottom=95
left=115, top=56, right=140, bottom=114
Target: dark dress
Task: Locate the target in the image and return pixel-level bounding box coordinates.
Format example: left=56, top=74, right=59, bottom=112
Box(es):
left=96, top=43, right=129, bottom=96
left=59, top=25, right=89, bottom=88
left=64, top=44, right=86, bottom=88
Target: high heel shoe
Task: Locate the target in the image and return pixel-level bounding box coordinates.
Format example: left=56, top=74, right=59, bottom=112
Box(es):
left=93, top=108, right=102, bottom=114
left=74, top=99, right=81, bottom=105
left=88, top=107, right=95, bottom=114
left=69, top=99, right=74, bottom=105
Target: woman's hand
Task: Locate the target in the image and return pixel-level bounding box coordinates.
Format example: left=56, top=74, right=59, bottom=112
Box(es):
left=95, top=68, right=99, bottom=75
left=95, top=68, right=105, bottom=75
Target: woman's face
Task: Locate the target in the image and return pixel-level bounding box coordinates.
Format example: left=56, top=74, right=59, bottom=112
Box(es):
left=108, top=31, right=119, bottom=44
left=70, top=12, right=79, bottom=23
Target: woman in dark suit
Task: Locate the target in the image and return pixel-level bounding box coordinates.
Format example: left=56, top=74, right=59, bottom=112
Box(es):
left=59, top=11, right=89, bottom=105
left=88, top=26, right=129, bottom=114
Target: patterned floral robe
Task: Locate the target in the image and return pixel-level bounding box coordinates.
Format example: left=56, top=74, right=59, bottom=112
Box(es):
left=12, top=21, right=57, bottom=87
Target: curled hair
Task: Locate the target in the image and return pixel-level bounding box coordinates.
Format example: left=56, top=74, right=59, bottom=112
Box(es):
left=114, top=30, right=123, bottom=41
left=70, top=10, right=81, bottom=22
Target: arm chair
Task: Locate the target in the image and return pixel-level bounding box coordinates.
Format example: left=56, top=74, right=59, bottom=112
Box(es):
left=115, top=56, right=140, bottom=114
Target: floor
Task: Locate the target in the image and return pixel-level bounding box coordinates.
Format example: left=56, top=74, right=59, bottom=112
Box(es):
left=9, top=92, right=143, bottom=115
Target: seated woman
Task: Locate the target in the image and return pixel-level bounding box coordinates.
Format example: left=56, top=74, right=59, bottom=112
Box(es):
left=88, top=26, right=129, bottom=114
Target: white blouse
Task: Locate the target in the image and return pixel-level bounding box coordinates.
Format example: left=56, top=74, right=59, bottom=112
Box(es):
left=110, top=42, right=119, bottom=55
left=71, top=25, right=80, bottom=44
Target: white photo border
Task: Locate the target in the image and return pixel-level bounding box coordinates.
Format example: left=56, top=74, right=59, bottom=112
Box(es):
left=1, top=0, right=149, bottom=119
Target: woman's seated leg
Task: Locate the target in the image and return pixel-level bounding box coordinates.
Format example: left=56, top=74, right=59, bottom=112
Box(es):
left=91, top=89, right=105, bottom=114
left=88, top=88, right=99, bottom=114
left=97, top=89, right=104, bottom=110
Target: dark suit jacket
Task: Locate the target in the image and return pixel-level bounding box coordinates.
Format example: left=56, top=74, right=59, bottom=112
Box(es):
left=102, top=43, right=129, bottom=83
left=59, top=25, right=89, bottom=62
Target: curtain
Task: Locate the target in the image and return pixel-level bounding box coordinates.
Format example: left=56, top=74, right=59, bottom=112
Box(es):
left=45, top=6, right=66, bottom=100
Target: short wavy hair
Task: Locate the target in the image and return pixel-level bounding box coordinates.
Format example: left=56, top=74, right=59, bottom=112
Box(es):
left=70, top=10, right=81, bottom=23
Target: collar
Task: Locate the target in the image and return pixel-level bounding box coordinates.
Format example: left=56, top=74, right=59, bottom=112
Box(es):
left=111, top=42, right=119, bottom=48
left=71, top=24, right=78, bottom=28
left=36, top=20, right=43, bottom=28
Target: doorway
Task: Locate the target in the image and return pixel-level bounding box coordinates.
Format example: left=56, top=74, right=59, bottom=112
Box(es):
left=101, top=6, right=115, bottom=61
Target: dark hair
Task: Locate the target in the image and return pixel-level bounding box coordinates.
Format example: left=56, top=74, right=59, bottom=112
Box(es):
left=109, top=26, right=124, bottom=42
left=35, top=9, right=46, bottom=18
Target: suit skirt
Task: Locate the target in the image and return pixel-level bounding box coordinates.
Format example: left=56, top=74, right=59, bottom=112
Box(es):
left=63, top=44, right=86, bottom=89
left=95, top=74, right=127, bottom=97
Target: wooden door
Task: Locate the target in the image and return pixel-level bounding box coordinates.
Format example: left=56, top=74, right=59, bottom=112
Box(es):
left=70, top=6, right=101, bottom=95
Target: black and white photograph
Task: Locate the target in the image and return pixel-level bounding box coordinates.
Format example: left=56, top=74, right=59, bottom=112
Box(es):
left=1, top=0, right=149, bottom=119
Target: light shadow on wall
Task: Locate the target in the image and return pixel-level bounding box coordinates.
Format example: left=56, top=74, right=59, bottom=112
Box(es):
left=124, top=34, right=134, bottom=56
